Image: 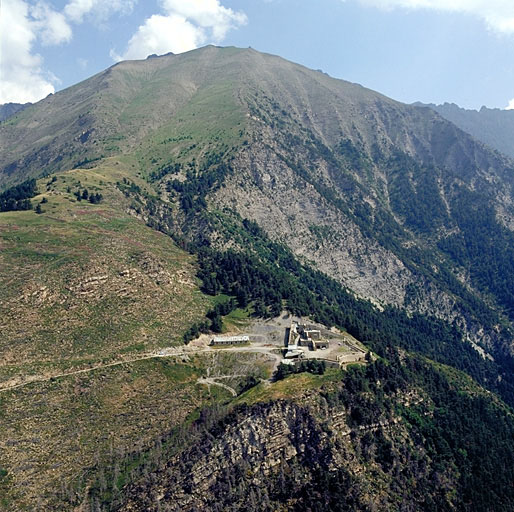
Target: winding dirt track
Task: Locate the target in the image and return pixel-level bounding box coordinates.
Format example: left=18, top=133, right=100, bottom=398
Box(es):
left=0, top=345, right=283, bottom=394
left=196, top=377, right=238, bottom=396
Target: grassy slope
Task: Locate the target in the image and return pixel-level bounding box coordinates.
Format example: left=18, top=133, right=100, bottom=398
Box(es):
left=0, top=49, right=255, bottom=509
left=0, top=160, right=211, bottom=378
left=0, top=359, right=212, bottom=510
left=0, top=159, right=220, bottom=509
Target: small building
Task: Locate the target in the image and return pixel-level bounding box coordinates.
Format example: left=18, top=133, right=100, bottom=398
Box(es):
left=210, top=335, right=249, bottom=346
left=285, top=349, right=304, bottom=359
left=312, top=339, right=329, bottom=350
left=305, top=329, right=321, bottom=341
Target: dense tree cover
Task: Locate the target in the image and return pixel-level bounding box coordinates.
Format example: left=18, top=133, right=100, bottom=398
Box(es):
left=193, top=218, right=514, bottom=408
left=0, top=178, right=37, bottom=212
left=82, top=355, right=514, bottom=511
left=315, top=357, right=514, bottom=511
left=168, top=163, right=232, bottom=213
left=386, top=150, right=448, bottom=233
left=206, top=299, right=234, bottom=333
left=438, top=186, right=514, bottom=320
left=275, top=360, right=326, bottom=380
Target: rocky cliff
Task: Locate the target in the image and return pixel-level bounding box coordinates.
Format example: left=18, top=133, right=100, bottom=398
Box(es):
left=105, top=356, right=514, bottom=512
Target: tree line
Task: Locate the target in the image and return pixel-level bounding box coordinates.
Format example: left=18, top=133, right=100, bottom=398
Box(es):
left=0, top=178, right=37, bottom=212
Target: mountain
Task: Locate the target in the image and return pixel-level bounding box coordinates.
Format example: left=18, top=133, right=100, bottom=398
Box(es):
left=415, top=101, right=514, bottom=159
left=0, top=102, right=30, bottom=123
left=1, top=46, right=514, bottom=510
left=2, top=47, right=513, bottom=349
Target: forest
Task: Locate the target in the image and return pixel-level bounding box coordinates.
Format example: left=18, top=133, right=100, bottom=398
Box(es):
left=0, top=178, right=37, bottom=212
left=194, top=220, right=514, bottom=409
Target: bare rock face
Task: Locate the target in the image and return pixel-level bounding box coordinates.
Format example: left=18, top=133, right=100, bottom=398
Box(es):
left=210, top=111, right=507, bottom=354
left=120, top=401, right=323, bottom=511
left=221, top=139, right=413, bottom=307
left=118, top=390, right=457, bottom=512
left=120, top=401, right=348, bottom=511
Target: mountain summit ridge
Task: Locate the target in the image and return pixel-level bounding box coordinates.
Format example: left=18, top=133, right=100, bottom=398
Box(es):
left=1, top=45, right=513, bottom=355
left=2, top=45, right=514, bottom=510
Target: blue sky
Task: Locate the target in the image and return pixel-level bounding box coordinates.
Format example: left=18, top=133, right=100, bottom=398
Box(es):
left=2, top=0, right=514, bottom=110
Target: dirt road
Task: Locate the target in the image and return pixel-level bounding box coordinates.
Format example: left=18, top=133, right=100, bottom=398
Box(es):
left=0, top=343, right=284, bottom=394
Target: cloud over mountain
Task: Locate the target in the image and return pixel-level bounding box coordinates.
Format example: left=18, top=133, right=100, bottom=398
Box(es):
left=0, top=0, right=59, bottom=103
left=114, top=0, right=247, bottom=61
left=0, top=0, right=138, bottom=104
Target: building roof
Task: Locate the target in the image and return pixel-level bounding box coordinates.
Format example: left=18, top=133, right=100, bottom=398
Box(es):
left=211, top=335, right=249, bottom=343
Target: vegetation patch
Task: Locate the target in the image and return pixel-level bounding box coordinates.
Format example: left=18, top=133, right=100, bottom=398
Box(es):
left=0, top=179, right=37, bottom=212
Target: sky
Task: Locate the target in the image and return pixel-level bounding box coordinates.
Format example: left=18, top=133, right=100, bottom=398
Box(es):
left=2, top=0, right=514, bottom=110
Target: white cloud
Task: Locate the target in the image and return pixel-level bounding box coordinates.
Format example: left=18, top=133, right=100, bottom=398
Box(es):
left=116, top=14, right=204, bottom=61
left=356, top=0, right=514, bottom=34
left=0, top=0, right=57, bottom=103
left=32, top=2, right=72, bottom=45
left=64, top=0, right=137, bottom=23
left=162, top=0, right=248, bottom=40
left=505, top=98, right=514, bottom=110
left=115, top=0, right=247, bottom=61
left=1, top=0, right=138, bottom=104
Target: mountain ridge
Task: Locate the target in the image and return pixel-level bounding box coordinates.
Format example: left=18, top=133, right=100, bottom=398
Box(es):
left=414, top=100, right=514, bottom=159
left=1, top=45, right=514, bottom=510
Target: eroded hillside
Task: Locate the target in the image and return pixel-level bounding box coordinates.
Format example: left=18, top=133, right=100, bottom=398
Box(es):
left=2, top=46, right=514, bottom=511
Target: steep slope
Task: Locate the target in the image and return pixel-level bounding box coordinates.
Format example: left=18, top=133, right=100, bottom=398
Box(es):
left=93, top=47, right=514, bottom=356
left=416, top=101, right=514, bottom=159
left=208, top=90, right=514, bottom=353
left=0, top=103, right=30, bottom=123
left=2, top=46, right=514, bottom=511
left=2, top=46, right=514, bottom=355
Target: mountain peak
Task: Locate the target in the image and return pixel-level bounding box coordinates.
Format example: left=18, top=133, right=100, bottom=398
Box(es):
left=2, top=45, right=514, bottom=511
